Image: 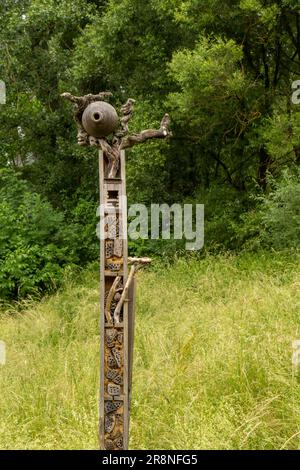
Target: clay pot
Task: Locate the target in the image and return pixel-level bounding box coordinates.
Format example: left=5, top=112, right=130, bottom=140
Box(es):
left=82, top=101, right=119, bottom=138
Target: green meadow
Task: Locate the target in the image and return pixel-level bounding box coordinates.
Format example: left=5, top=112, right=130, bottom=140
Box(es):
left=0, top=252, right=299, bottom=450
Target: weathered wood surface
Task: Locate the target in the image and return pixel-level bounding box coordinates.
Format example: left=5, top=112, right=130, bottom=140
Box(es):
left=99, top=149, right=129, bottom=450
left=128, top=278, right=136, bottom=418
left=61, top=91, right=170, bottom=451
left=61, top=91, right=172, bottom=179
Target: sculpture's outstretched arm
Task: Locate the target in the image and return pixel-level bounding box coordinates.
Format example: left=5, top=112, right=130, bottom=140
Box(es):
left=91, top=91, right=113, bottom=101
left=61, top=91, right=112, bottom=105
left=113, top=98, right=136, bottom=138
left=60, top=92, right=83, bottom=104
left=120, top=113, right=171, bottom=149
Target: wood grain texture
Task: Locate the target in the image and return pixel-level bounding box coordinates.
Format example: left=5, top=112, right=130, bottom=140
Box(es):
left=99, top=149, right=129, bottom=451
left=128, top=277, right=136, bottom=420
left=61, top=91, right=169, bottom=451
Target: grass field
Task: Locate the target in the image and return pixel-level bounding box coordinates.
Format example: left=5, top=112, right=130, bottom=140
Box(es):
left=0, top=251, right=300, bottom=450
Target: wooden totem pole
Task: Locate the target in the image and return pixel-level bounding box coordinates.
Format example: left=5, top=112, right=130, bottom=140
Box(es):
left=61, top=91, right=171, bottom=450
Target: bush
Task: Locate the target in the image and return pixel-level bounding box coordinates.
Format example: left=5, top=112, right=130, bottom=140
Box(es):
left=127, top=184, right=254, bottom=259
left=260, top=169, right=300, bottom=250
left=69, top=197, right=99, bottom=264
left=239, top=168, right=300, bottom=251
left=0, top=169, right=79, bottom=300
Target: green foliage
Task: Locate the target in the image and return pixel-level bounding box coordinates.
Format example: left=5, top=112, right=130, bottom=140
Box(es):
left=261, top=170, right=300, bottom=249
left=168, top=36, right=256, bottom=191
left=240, top=169, right=300, bottom=250
left=0, top=0, right=300, bottom=299
left=71, top=0, right=188, bottom=95
left=0, top=0, right=100, bottom=209
left=0, top=169, right=79, bottom=299
left=195, top=185, right=254, bottom=253
left=70, top=197, right=99, bottom=263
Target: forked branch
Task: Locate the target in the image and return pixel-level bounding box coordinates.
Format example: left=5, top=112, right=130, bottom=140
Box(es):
left=120, top=113, right=172, bottom=149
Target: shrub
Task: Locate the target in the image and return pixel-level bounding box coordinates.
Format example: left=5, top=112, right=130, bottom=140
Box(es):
left=0, top=169, right=79, bottom=300
left=260, top=169, right=300, bottom=250
left=239, top=168, right=300, bottom=251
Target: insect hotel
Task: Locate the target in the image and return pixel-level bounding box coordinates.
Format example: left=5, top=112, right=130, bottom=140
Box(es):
left=62, top=90, right=171, bottom=450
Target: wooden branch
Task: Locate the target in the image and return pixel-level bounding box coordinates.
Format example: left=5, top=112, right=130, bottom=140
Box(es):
left=105, top=275, right=122, bottom=325
left=120, top=113, right=171, bottom=149
left=114, top=266, right=136, bottom=325
left=61, top=91, right=112, bottom=105
left=128, top=257, right=152, bottom=265
left=113, top=258, right=152, bottom=325
left=212, top=154, right=235, bottom=187
left=98, top=138, right=120, bottom=178
left=273, top=38, right=281, bottom=87
left=119, top=98, right=136, bottom=135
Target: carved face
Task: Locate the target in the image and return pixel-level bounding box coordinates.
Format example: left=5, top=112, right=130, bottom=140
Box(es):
left=77, top=130, right=88, bottom=146
left=114, top=292, right=121, bottom=302
left=89, top=136, right=99, bottom=146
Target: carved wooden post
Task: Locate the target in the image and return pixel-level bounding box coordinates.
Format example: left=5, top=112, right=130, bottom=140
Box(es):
left=61, top=91, right=171, bottom=450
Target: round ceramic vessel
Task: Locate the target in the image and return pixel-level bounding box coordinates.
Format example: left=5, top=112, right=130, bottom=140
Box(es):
left=82, top=101, right=119, bottom=138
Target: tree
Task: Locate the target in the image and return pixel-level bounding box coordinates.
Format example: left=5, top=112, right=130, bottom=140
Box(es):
left=168, top=0, right=300, bottom=191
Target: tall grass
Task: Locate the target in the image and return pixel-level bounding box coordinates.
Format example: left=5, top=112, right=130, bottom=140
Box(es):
left=0, top=252, right=300, bottom=449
